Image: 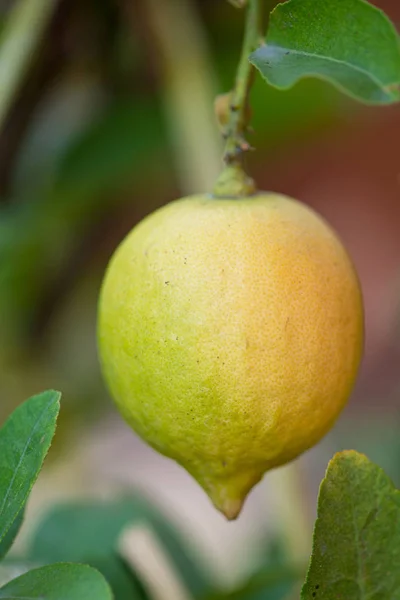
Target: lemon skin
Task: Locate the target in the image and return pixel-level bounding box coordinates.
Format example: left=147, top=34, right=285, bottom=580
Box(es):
left=98, top=193, right=364, bottom=519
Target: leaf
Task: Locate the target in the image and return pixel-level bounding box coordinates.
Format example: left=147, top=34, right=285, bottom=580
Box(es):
left=0, top=508, right=24, bottom=560
left=0, top=563, right=113, bottom=599
left=49, top=100, right=168, bottom=219
left=209, top=567, right=301, bottom=599
left=28, top=501, right=147, bottom=600
left=0, top=391, right=60, bottom=545
left=86, top=556, right=147, bottom=600
left=302, top=450, right=400, bottom=599
left=0, top=561, right=34, bottom=588
left=29, top=497, right=211, bottom=599
left=250, top=0, right=400, bottom=104
left=209, top=538, right=302, bottom=600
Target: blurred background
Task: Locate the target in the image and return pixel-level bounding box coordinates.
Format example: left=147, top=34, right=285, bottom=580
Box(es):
left=1, top=0, right=400, bottom=596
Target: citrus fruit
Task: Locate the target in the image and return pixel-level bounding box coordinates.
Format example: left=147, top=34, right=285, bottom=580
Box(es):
left=98, top=192, right=363, bottom=519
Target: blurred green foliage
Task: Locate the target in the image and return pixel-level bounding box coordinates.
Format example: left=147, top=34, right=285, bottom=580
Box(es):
left=26, top=496, right=302, bottom=600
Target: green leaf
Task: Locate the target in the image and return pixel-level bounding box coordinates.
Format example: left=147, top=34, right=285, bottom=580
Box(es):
left=0, top=563, right=113, bottom=599
left=29, top=497, right=211, bottom=599
left=0, top=561, right=34, bottom=588
left=86, top=556, right=147, bottom=600
left=0, top=508, right=24, bottom=560
left=28, top=500, right=147, bottom=600
left=0, top=391, right=60, bottom=545
left=209, top=538, right=302, bottom=600
left=209, top=567, right=300, bottom=599
left=49, top=101, right=167, bottom=218
left=302, top=450, right=400, bottom=599
left=250, top=0, right=400, bottom=104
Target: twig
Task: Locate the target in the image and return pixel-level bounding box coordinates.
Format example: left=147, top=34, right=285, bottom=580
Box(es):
left=213, top=0, right=264, bottom=198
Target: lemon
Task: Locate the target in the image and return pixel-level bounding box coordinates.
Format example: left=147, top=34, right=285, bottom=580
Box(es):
left=98, top=193, right=363, bottom=519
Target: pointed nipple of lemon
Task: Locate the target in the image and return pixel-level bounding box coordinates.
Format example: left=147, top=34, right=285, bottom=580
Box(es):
left=214, top=496, right=245, bottom=521
left=198, top=469, right=263, bottom=520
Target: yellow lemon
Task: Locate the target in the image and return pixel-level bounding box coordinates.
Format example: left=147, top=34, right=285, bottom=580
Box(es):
left=98, top=193, right=363, bottom=519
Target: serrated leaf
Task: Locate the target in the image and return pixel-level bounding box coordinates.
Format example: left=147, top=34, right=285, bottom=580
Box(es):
left=0, top=508, right=24, bottom=560
left=0, top=391, right=60, bottom=545
left=250, top=0, right=400, bottom=104
left=302, top=450, right=400, bottom=599
left=0, top=563, right=113, bottom=599
left=29, top=497, right=211, bottom=599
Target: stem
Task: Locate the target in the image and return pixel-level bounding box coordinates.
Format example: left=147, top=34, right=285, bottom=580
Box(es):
left=213, top=0, right=264, bottom=198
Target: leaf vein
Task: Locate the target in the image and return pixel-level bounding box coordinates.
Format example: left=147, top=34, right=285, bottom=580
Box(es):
left=266, top=44, right=392, bottom=89
left=0, top=396, right=56, bottom=525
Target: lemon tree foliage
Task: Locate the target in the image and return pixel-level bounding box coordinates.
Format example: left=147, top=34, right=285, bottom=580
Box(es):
left=98, top=193, right=363, bottom=520
left=0, top=390, right=60, bottom=546
left=0, top=564, right=113, bottom=600
left=250, top=0, right=400, bottom=104
left=29, top=497, right=211, bottom=600
left=0, top=509, right=24, bottom=561
left=0, top=394, right=113, bottom=599
left=302, top=451, right=400, bottom=600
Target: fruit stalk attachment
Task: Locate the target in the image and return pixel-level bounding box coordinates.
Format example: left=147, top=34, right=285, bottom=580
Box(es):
left=213, top=0, right=264, bottom=198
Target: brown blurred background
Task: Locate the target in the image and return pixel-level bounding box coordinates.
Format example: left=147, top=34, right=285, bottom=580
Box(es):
left=1, top=0, right=400, bottom=590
